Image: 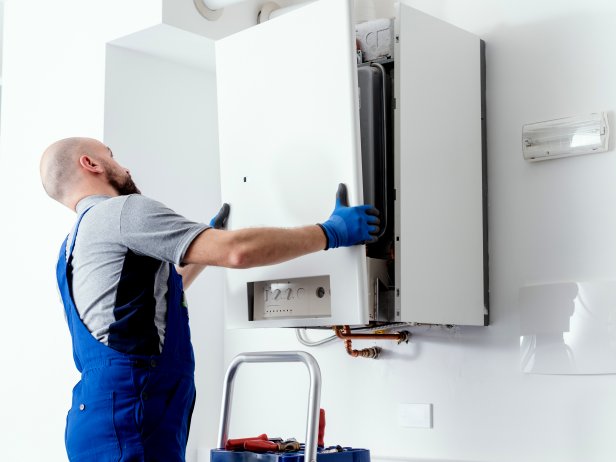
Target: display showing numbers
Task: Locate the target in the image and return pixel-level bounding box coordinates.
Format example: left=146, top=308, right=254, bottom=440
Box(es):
left=264, top=285, right=306, bottom=302
left=250, top=275, right=332, bottom=320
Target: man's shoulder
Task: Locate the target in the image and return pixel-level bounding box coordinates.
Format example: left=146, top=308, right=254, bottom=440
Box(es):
left=84, top=195, right=128, bottom=219
left=73, top=197, right=126, bottom=247
left=89, top=194, right=163, bottom=215
left=121, top=194, right=172, bottom=216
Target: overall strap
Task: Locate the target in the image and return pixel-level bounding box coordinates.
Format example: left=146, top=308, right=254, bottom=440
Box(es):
left=65, top=206, right=94, bottom=262
left=57, top=206, right=95, bottom=373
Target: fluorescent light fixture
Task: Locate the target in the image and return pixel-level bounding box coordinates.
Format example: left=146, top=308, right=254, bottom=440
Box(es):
left=522, top=112, right=610, bottom=162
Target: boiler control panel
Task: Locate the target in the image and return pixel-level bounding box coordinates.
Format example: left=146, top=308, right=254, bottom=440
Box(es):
left=249, top=275, right=332, bottom=321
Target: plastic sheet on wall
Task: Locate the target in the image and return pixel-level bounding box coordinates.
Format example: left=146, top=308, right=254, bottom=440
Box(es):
left=519, top=281, right=616, bottom=374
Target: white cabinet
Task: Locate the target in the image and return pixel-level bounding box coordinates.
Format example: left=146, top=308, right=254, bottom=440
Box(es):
left=215, top=0, right=487, bottom=328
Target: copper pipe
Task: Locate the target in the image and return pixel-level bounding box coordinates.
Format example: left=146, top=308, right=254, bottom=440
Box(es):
left=345, top=339, right=380, bottom=359
left=334, top=325, right=408, bottom=343
left=340, top=326, right=380, bottom=359
left=334, top=325, right=411, bottom=359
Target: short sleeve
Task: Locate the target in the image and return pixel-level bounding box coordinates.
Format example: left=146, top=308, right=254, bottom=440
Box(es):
left=119, top=195, right=209, bottom=265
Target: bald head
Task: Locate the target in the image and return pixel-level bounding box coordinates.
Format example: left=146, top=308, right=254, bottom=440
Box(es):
left=40, top=137, right=139, bottom=210
left=41, top=137, right=101, bottom=200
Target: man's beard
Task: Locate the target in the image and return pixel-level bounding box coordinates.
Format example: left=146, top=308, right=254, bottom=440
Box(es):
left=108, top=172, right=141, bottom=195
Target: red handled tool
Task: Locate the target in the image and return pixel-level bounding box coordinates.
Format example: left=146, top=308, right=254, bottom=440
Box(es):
left=318, top=408, right=326, bottom=447
left=225, top=434, right=268, bottom=451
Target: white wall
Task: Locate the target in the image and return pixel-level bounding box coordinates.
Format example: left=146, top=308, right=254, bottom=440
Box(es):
left=104, top=45, right=223, bottom=461
left=217, top=1, right=616, bottom=462
left=0, top=2, right=4, bottom=81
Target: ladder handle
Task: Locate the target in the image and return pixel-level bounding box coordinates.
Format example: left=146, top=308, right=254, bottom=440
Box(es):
left=216, top=351, right=322, bottom=462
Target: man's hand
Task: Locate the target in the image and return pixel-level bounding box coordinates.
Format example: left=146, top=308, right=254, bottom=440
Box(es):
left=210, top=203, right=230, bottom=229
left=317, top=184, right=380, bottom=250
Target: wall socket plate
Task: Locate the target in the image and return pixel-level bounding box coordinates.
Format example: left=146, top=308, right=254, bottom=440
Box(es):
left=397, top=403, right=433, bottom=429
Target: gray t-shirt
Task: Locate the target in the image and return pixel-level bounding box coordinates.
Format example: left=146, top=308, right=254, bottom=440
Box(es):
left=67, top=195, right=209, bottom=354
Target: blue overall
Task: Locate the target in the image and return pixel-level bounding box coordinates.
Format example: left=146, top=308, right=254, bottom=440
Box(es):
left=57, top=208, right=196, bottom=461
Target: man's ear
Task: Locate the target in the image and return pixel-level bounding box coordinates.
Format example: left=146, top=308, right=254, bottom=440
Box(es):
left=79, top=155, right=103, bottom=173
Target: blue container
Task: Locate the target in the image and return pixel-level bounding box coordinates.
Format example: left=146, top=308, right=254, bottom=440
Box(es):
left=211, top=447, right=370, bottom=462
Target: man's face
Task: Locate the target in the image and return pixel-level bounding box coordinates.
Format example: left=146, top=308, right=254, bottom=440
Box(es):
left=100, top=146, right=141, bottom=195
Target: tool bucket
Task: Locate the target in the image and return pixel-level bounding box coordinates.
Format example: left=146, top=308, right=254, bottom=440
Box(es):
left=211, top=447, right=370, bottom=462
left=211, top=351, right=370, bottom=462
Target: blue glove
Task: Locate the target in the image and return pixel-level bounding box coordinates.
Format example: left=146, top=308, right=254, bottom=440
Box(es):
left=210, top=203, right=230, bottom=229
left=318, top=184, right=380, bottom=250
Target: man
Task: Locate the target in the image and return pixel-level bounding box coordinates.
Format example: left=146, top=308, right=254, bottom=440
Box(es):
left=40, top=137, right=379, bottom=462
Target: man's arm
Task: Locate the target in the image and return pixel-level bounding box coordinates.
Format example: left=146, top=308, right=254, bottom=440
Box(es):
left=176, top=263, right=206, bottom=289
left=177, top=226, right=322, bottom=289
left=176, top=202, right=231, bottom=288
left=182, top=225, right=326, bottom=269
left=182, top=184, right=379, bottom=271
